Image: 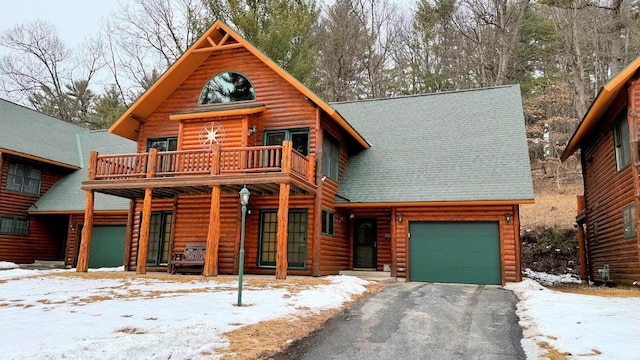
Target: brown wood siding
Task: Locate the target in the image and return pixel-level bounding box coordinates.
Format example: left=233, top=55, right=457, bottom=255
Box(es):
left=180, top=118, right=244, bottom=150
left=65, top=212, right=129, bottom=267
left=318, top=113, right=354, bottom=274
left=172, top=194, right=239, bottom=274
left=0, top=155, right=71, bottom=263
left=139, top=47, right=317, bottom=155
left=394, top=205, right=519, bottom=283
left=126, top=194, right=315, bottom=275
left=582, top=89, right=640, bottom=285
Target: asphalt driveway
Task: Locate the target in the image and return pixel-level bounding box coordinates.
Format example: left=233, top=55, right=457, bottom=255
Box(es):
left=275, top=282, right=525, bottom=360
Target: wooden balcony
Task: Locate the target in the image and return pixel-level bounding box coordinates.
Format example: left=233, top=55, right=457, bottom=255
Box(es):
left=81, top=141, right=316, bottom=198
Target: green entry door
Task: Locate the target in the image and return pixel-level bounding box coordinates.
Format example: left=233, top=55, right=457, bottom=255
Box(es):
left=88, top=225, right=126, bottom=268
left=409, top=222, right=501, bottom=285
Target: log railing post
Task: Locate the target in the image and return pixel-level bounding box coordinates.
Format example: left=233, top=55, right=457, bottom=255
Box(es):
left=306, top=155, right=316, bottom=183
left=136, top=188, right=153, bottom=274
left=76, top=190, right=95, bottom=272
left=276, top=182, right=291, bottom=279
left=282, top=140, right=292, bottom=173
left=211, top=143, right=221, bottom=175
left=203, top=185, right=221, bottom=276
left=87, top=152, right=98, bottom=180
left=147, top=148, right=158, bottom=178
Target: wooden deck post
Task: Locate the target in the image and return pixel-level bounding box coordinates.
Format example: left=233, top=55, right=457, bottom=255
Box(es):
left=147, top=147, right=158, bottom=178
left=307, top=155, right=316, bottom=183
left=312, top=116, right=323, bottom=276
left=282, top=140, right=292, bottom=173
left=390, top=207, right=397, bottom=277
left=276, top=182, right=290, bottom=279
left=211, top=143, right=221, bottom=175
left=203, top=185, right=221, bottom=276
left=136, top=148, right=158, bottom=274
left=76, top=151, right=98, bottom=272
left=76, top=190, right=95, bottom=272
left=136, top=188, right=153, bottom=274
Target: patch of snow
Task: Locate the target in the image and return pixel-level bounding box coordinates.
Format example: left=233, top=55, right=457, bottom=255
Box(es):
left=0, top=261, right=18, bottom=270
left=523, top=268, right=581, bottom=286
left=506, top=278, right=640, bottom=359
left=0, top=273, right=369, bottom=359
left=87, top=265, right=125, bottom=272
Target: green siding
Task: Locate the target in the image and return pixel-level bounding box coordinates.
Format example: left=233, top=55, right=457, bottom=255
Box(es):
left=88, top=225, right=126, bottom=268
left=409, top=222, right=501, bottom=285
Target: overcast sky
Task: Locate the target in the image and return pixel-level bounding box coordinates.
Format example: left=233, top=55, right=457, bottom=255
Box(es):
left=1, top=0, right=123, bottom=47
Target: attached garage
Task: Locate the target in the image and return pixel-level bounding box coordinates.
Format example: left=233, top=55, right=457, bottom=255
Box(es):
left=86, top=225, right=126, bottom=268
left=409, top=222, right=501, bottom=285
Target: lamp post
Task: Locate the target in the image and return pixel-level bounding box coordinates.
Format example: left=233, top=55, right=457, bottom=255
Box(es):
left=237, top=186, right=250, bottom=306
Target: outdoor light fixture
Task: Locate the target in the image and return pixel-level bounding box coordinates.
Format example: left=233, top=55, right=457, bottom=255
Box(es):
left=237, top=186, right=250, bottom=306
left=397, top=214, right=404, bottom=223
left=504, top=213, right=513, bottom=224
left=248, top=125, right=257, bottom=136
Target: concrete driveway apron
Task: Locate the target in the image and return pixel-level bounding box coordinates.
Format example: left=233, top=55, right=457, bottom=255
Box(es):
left=275, top=282, right=525, bottom=360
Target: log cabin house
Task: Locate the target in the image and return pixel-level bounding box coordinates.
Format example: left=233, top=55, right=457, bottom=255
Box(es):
left=0, top=98, right=133, bottom=267
left=561, top=57, right=640, bottom=286
left=76, top=20, right=534, bottom=285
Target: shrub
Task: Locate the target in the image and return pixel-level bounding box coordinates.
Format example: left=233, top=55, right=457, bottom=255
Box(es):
left=521, top=225, right=578, bottom=275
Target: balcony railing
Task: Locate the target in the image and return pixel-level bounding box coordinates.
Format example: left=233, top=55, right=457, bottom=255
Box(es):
left=88, top=141, right=315, bottom=184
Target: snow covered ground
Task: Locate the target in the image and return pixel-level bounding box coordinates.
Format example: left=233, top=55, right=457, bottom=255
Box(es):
left=508, top=270, right=640, bottom=359
left=0, top=265, right=369, bottom=359
left=2, top=264, right=638, bottom=359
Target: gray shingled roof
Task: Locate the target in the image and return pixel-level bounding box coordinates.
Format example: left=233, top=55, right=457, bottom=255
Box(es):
left=30, top=130, right=135, bottom=213
left=0, top=98, right=85, bottom=167
left=332, top=85, right=534, bottom=203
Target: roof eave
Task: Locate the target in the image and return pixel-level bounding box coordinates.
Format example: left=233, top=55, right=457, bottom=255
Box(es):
left=109, top=20, right=370, bottom=149
left=334, top=199, right=535, bottom=208
left=0, top=148, right=80, bottom=170
left=561, top=56, right=640, bottom=161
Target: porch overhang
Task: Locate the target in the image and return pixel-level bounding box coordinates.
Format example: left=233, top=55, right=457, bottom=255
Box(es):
left=82, top=172, right=316, bottom=199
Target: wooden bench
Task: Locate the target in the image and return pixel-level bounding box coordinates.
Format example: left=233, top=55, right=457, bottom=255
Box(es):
left=170, top=242, right=206, bottom=274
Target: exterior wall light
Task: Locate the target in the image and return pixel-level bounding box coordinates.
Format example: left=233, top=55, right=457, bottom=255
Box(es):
left=504, top=213, right=513, bottom=224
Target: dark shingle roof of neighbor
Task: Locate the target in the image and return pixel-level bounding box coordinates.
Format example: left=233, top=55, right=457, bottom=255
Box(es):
left=30, top=130, right=135, bottom=213
left=331, top=85, right=534, bottom=203
left=0, top=98, right=86, bottom=167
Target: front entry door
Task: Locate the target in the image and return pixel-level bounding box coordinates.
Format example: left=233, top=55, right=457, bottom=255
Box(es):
left=354, top=219, right=377, bottom=268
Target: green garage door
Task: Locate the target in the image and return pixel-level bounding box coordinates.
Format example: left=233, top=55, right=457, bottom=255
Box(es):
left=88, top=225, right=126, bottom=268
left=409, top=222, right=501, bottom=285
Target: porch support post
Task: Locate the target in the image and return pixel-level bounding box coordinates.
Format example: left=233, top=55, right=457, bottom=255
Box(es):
left=276, top=182, right=290, bottom=279
left=204, top=185, right=221, bottom=276
left=136, top=148, right=159, bottom=274
left=312, top=112, right=323, bottom=276
left=390, top=207, right=397, bottom=277
left=136, top=188, right=153, bottom=274
left=76, top=190, right=95, bottom=272
left=513, top=205, right=522, bottom=282
left=77, top=151, right=98, bottom=273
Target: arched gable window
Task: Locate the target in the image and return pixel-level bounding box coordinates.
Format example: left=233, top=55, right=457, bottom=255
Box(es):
left=198, top=71, right=256, bottom=105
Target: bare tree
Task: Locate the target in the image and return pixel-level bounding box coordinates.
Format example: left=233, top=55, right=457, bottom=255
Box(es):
left=0, top=20, right=107, bottom=127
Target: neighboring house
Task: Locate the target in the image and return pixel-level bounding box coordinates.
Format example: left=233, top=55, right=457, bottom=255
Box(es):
left=77, top=20, right=533, bottom=285
left=0, top=98, right=134, bottom=267
left=561, top=57, right=640, bottom=286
